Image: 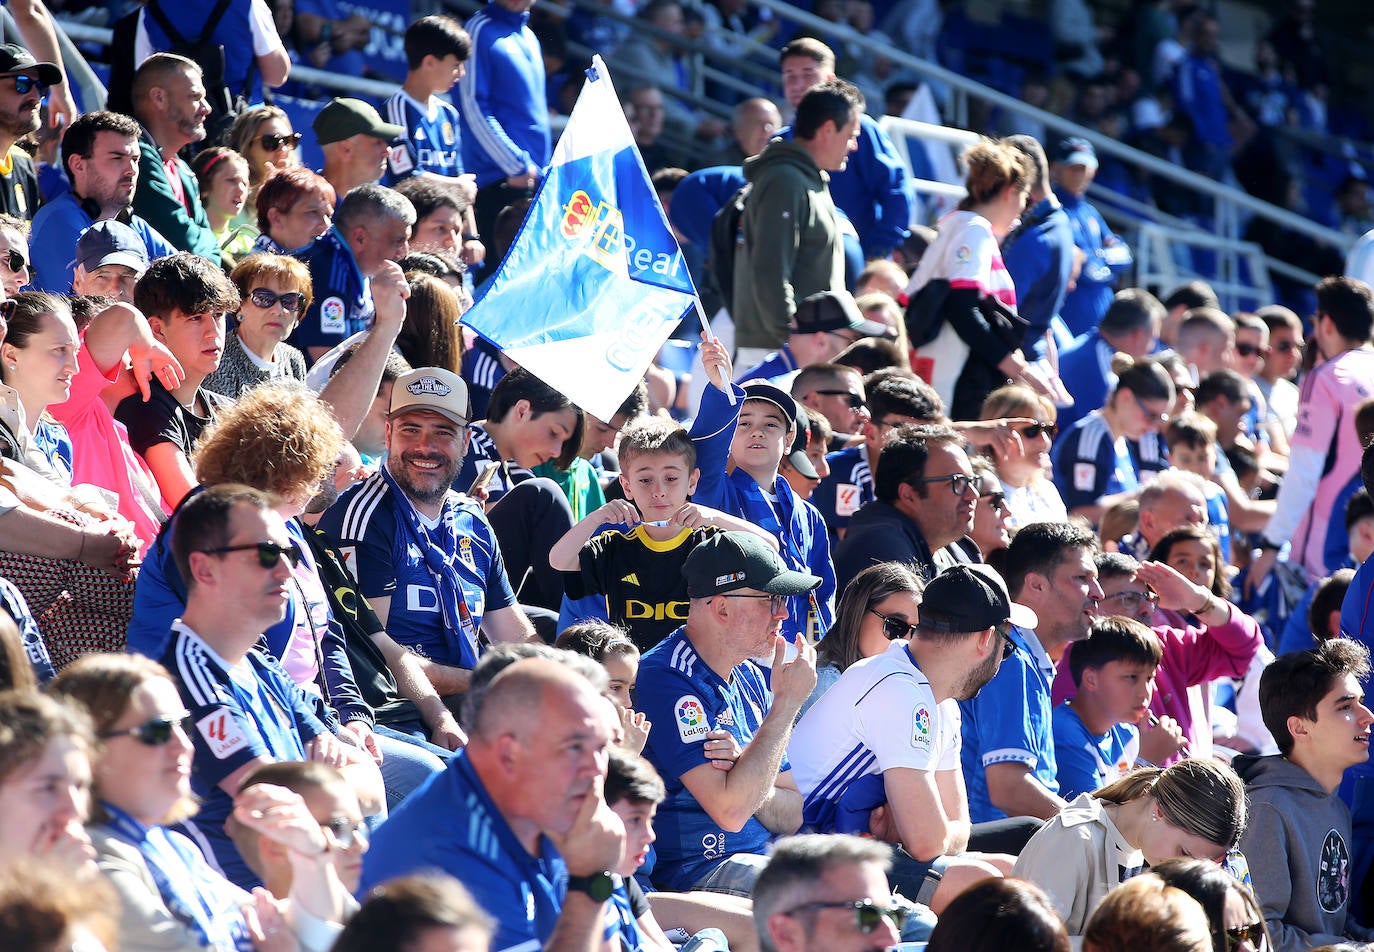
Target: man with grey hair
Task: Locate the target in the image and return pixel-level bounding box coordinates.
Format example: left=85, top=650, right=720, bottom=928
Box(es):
left=1117, top=469, right=1208, bottom=560
left=295, top=183, right=415, bottom=361
left=752, top=834, right=905, bottom=952
left=361, top=654, right=625, bottom=952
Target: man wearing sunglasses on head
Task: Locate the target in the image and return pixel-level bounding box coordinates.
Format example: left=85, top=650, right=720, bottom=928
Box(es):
left=0, top=44, right=55, bottom=221
left=833, top=423, right=982, bottom=591
left=162, top=484, right=386, bottom=890
left=790, top=564, right=1034, bottom=918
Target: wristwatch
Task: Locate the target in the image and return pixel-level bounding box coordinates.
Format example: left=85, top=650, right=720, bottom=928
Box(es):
left=566, top=871, right=615, bottom=902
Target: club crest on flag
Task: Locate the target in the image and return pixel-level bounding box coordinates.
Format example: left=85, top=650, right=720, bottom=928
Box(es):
left=461, top=55, right=699, bottom=422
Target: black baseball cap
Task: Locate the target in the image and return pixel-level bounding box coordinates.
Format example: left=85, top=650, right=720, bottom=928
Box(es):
left=786, top=406, right=820, bottom=480
left=740, top=379, right=797, bottom=428
left=0, top=45, right=61, bottom=87
left=684, top=531, right=821, bottom=598
left=920, top=564, right=1038, bottom=633
left=793, top=289, right=889, bottom=338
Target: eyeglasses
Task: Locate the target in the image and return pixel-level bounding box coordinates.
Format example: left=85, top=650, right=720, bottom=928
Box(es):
left=1130, top=391, right=1171, bottom=426
left=1273, top=340, right=1302, bottom=354
left=870, top=607, right=918, bottom=641
left=1235, top=343, right=1269, bottom=358
left=9, top=74, right=48, bottom=96
left=993, top=624, right=1017, bottom=660
left=0, top=248, right=27, bottom=274
left=249, top=287, right=306, bottom=313
left=782, top=899, right=907, bottom=935
left=322, top=816, right=369, bottom=850
left=200, top=540, right=304, bottom=569
left=1101, top=589, right=1159, bottom=613
left=909, top=472, right=983, bottom=496
left=1020, top=422, right=1057, bottom=440
left=979, top=490, right=1006, bottom=512
left=100, top=713, right=192, bottom=746
left=259, top=132, right=302, bottom=152
left=719, top=593, right=788, bottom=613
left=813, top=389, right=865, bottom=408
left=1224, top=921, right=1265, bottom=951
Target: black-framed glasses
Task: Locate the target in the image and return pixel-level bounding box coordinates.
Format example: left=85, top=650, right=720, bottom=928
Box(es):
left=10, top=74, right=48, bottom=96
left=1235, top=343, right=1268, bottom=358
left=1224, top=921, right=1265, bottom=951
left=322, top=816, right=369, bottom=850
left=782, top=899, right=906, bottom=935
left=979, top=490, right=1006, bottom=512
left=1020, top=422, right=1057, bottom=440
left=1100, top=589, right=1159, bottom=613
left=0, top=248, right=27, bottom=274
left=870, top=607, right=918, bottom=641
left=720, top=593, right=788, bottom=613
left=813, top=389, right=864, bottom=408
left=1273, top=340, right=1303, bottom=354
left=993, top=624, right=1017, bottom=660
left=201, top=540, right=303, bottom=569
left=100, top=713, right=191, bottom=746
left=909, top=472, right=982, bottom=496
left=249, top=287, right=306, bottom=313
left=259, top=132, right=303, bottom=152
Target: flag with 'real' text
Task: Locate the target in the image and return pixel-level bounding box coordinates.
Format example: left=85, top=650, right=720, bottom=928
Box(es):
left=460, top=55, right=696, bottom=422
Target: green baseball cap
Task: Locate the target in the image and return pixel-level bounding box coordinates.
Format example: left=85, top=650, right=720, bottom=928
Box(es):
left=313, top=97, right=404, bottom=146
left=684, top=531, right=821, bottom=599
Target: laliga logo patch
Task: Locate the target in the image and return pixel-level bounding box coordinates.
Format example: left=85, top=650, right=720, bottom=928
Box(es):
left=408, top=375, right=452, bottom=397
left=320, top=296, right=346, bottom=333
left=955, top=245, right=971, bottom=261
left=912, top=706, right=932, bottom=748
left=715, top=572, right=745, bottom=587
left=675, top=695, right=709, bottom=743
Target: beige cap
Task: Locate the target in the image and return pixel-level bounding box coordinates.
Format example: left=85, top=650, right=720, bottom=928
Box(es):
left=389, top=368, right=470, bottom=426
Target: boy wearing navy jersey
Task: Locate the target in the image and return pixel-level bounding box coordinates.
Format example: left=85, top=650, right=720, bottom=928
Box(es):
left=1053, top=615, right=1160, bottom=799
left=551, top=416, right=779, bottom=652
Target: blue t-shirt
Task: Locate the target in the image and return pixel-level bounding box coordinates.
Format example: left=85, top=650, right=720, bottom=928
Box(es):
left=638, top=627, right=783, bottom=891
left=382, top=90, right=464, bottom=184
left=361, top=749, right=566, bottom=951
left=1052, top=412, right=1140, bottom=512
left=959, top=624, right=1059, bottom=823
left=317, top=471, right=516, bottom=667
left=1052, top=701, right=1139, bottom=801
left=810, top=443, right=873, bottom=538
left=162, top=622, right=327, bottom=888
left=1055, top=331, right=1114, bottom=435
left=293, top=228, right=371, bottom=354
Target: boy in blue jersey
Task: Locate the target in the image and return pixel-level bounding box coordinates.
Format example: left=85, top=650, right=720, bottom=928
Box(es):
left=690, top=336, right=835, bottom=642
left=1053, top=616, right=1161, bottom=800
left=384, top=15, right=485, bottom=268
left=551, top=415, right=780, bottom=651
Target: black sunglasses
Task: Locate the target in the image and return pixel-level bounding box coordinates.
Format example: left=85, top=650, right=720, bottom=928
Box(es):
left=101, top=713, right=191, bottom=746
left=1235, top=343, right=1268, bottom=358
left=1273, top=340, right=1302, bottom=354
left=979, top=490, right=1006, bottom=511
left=1225, top=921, right=1265, bottom=951
left=1020, top=422, right=1057, bottom=439
left=783, top=899, right=906, bottom=935
left=0, top=248, right=26, bottom=274
left=870, top=607, right=918, bottom=641
left=201, top=540, right=304, bottom=569
left=994, top=624, right=1017, bottom=660
left=259, top=132, right=303, bottom=151
left=814, top=389, right=865, bottom=408
left=249, top=287, right=306, bottom=313
left=10, top=74, right=48, bottom=96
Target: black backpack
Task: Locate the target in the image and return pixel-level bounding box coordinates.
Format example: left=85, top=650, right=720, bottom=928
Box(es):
left=106, top=0, right=254, bottom=146
left=704, top=183, right=751, bottom=317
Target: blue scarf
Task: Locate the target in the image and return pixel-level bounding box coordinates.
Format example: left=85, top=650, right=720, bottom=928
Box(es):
left=379, top=464, right=480, bottom=666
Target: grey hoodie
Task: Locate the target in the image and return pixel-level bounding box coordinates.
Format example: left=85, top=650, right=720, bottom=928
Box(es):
left=1235, top=753, right=1372, bottom=951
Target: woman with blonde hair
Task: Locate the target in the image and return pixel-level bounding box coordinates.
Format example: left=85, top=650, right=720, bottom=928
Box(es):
left=1013, top=759, right=1248, bottom=936
left=227, top=106, right=301, bottom=224
left=203, top=254, right=312, bottom=400
left=905, top=137, right=1067, bottom=420
left=1083, top=876, right=1213, bottom=952
left=50, top=654, right=351, bottom=951
left=980, top=383, right=1066, bottom=527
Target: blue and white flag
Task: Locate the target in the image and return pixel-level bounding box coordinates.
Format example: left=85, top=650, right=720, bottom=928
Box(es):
left=461, top=56, right=697, bottom=422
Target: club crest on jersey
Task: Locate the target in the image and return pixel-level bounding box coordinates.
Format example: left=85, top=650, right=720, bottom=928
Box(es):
left=675, top=695, right=709, bottom=743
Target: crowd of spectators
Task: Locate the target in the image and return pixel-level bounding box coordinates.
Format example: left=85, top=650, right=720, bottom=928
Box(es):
left=3, top=2, right=1374, bottom=952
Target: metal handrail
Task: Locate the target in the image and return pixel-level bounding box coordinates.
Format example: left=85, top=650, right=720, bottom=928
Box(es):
left=751, top=0, right=1354, bottom=255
